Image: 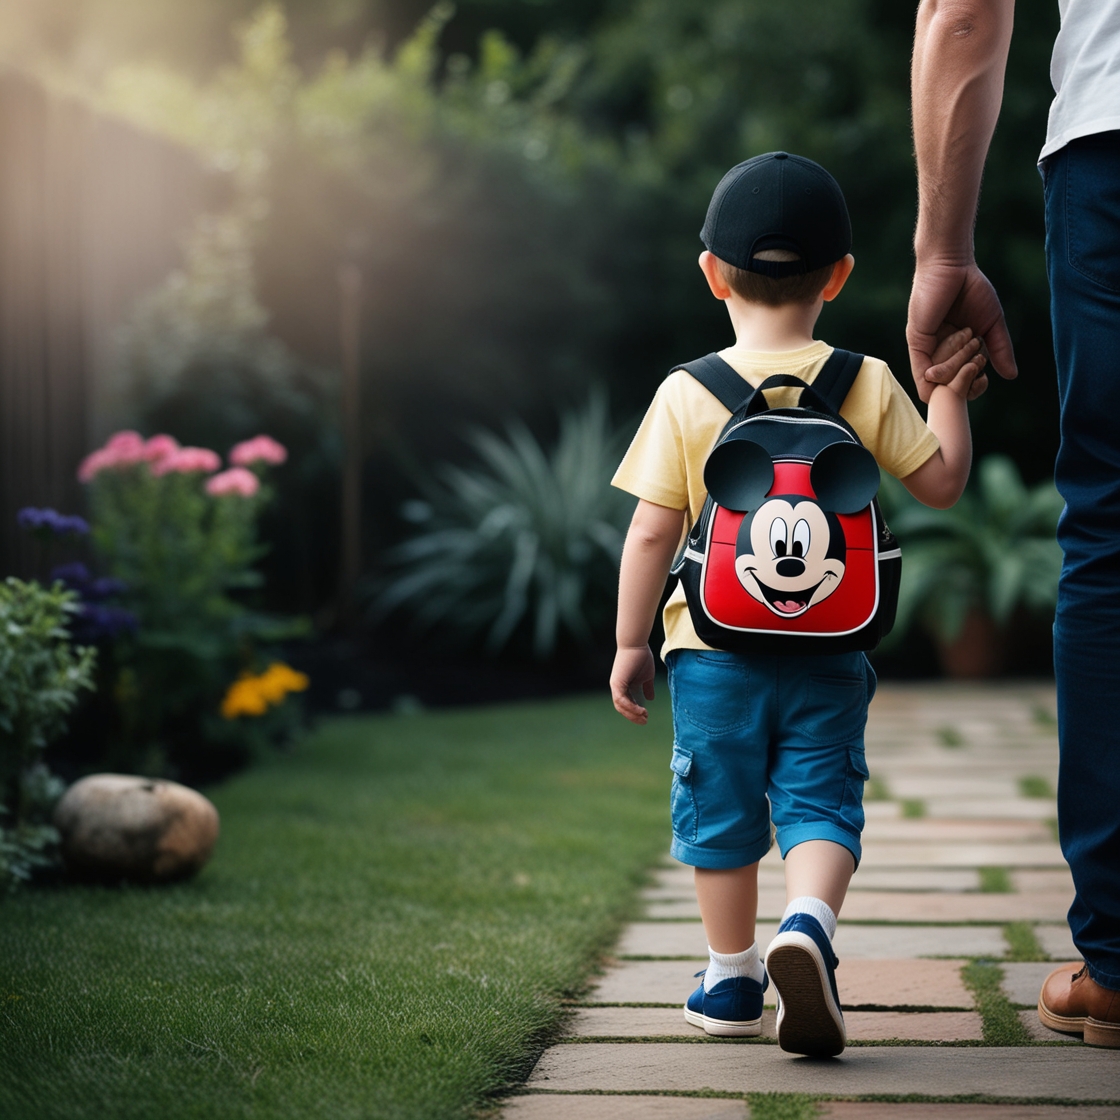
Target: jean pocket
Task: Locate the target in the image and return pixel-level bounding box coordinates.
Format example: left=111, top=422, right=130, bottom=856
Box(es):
left=792, top=675, right=867, bottom=743
left=1067, top=142, right=1120, bottom=293
left=675, top=653, right=752, bottom=735
left=670, top=745, right=698, bottom=844
left=841, top=745, right=870, bottom=830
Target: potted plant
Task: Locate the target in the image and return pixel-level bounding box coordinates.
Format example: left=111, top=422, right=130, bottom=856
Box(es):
left=879, top=455, right=1063, bottom=678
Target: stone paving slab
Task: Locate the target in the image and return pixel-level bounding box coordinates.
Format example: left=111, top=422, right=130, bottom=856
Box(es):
left=1034, top=924, right=1078, bottom=960
left=1019, top=1009, right=1080, bottom=1043
left=861, top=820, right=1055, bottom=843
left=566, top=1007, right=984, bottom=1042
left=923, top=799, right=1060, bottom=820
left=618, top=920, right=1007, bottom=960
left=1002, top=962, right=1062, bottom=1007
left=820, top=1106, right=1120, bottom=1119
left=527, top=1044, right=1120, bottom=1098
left=503, top=1095, right=747, bottom=1119
left=855, top=842, right=1067, bottom=868
left=645, top=891, right=1071, bottom=922
left=589, top=959, right=972, bottom=1009
left=1014, top=869, right=1075, bottom=892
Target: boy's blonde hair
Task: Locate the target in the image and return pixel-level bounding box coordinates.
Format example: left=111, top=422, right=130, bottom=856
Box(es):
left=717, top=250, right=835, bottom=307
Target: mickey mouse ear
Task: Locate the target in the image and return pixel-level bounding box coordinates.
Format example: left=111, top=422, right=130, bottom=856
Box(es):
left=810, top=441, right=880, bottom=514
left=704, top=437, right=774, bottom=512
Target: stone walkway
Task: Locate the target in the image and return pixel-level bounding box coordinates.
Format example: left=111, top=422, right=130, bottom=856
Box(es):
left=501, top=684, right=1120, bottom=1119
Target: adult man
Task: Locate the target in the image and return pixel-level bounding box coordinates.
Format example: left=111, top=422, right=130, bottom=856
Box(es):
left=909, top=0, right=1120, bottom=1047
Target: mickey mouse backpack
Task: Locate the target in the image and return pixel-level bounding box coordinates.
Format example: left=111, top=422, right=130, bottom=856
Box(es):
left=670, top=348, right=901, bottom=654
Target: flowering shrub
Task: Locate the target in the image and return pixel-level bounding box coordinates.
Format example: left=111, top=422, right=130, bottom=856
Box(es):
left=75, top=430, right=305, bottom=779
left=221, top=662, right=309, bottom=719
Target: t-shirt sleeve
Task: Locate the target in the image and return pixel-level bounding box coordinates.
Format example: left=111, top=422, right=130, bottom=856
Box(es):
left=611, top=378, right=690, bottom=509
left=858, top=361, right=941, bottom=480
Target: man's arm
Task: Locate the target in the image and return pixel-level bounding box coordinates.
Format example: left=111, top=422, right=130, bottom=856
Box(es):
left=610, top=499, right=686, bottom=725
left=909, top=0, right=1018, bottom=401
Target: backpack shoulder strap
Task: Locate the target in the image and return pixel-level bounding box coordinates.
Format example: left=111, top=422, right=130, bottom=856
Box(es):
left=811, top=348, right=865, bottom=413
left=673, top=353, right=752, bottom=414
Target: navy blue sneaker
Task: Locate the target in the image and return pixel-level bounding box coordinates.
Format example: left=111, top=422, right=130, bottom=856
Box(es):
left=766, top=913, right=845, bottom=1056
left=683, top=968, right=768, bottom=1036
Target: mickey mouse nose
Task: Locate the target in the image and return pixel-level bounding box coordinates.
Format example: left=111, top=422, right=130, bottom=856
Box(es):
left=776, top=558, right=805, bottom=578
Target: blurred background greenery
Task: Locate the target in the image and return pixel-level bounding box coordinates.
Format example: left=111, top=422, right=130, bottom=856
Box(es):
left=0, top=0, right=1062, bottom=690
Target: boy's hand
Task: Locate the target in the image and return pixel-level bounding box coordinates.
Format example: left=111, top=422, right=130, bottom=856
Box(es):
left=928, top=325, right=989, bottom=400
left=611, top=645, right=656, bottom=725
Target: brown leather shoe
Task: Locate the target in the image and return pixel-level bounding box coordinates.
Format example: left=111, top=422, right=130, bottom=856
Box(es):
left=1038, top=961, right=1120, bottom=1048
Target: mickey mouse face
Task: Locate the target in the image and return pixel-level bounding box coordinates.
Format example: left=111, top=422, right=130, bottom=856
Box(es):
left=703, top=436, right=880, bottom=620
left=734, top=498, right=845, bottom=617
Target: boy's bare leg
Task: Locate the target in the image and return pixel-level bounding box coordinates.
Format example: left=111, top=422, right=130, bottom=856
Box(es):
left=783, top=839, right=856, bottom=916
left=694, top=863, right=759, bottom=952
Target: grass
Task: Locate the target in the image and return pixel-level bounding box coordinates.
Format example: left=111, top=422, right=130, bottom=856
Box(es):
left=864, top=776, right=890, bottom=802
left=0, top=695, right=672, bottom=1120
left=961, top=960, right=1032, bottom=1045
left=1018, top=775, right=1054, bottom=799
left=748, top=1093, right=819, bottom=1119
left=936, top=725, right=964, bottom=748
left=978, top=866, right=1012, bottom=893
left=1004, top=922, right=1046, bottom=962
left=900, top=798, right=926, bottom=820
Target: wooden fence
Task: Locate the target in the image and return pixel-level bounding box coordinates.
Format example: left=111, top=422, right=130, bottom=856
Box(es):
left=0, top=70, right=212, bottom=577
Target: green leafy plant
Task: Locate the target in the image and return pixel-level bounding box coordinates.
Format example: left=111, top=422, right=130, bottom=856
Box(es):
left=0, top=579, right=96, bottom=891
left=880, top=455, right=1063, bottom=656
left=378, top=392, right=636, bottom=658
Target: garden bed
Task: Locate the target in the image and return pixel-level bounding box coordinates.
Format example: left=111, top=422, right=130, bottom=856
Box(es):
left=1, top=694, right=670, bottom=1120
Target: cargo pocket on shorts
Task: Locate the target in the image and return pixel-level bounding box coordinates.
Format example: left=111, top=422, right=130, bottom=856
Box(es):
left=841, top=745, right=870, bottom=833
left=670, top=745, right=697, bottom=844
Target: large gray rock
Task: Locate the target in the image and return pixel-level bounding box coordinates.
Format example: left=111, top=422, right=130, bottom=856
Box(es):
left=54, top=774, right=219, bottom=882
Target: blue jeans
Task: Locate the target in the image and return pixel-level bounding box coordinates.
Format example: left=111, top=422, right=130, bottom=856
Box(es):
left=1044, top=131, right=1120, bottom=990
left=665, top=649, right=875, bottom=870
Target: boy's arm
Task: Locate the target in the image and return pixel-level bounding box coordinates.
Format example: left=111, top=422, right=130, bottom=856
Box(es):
left=611, top=499, right=687, bottom=725
left=900, top=327, right=985, bottom=509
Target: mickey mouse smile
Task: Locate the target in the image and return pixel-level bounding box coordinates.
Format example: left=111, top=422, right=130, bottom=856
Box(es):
left=738, top=570, right=832, bottom=616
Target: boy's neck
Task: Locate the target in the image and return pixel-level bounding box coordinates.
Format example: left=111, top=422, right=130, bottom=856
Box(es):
left=723, top=292, right=824, bottom=353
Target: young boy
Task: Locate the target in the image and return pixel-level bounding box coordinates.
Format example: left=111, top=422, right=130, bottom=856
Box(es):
left=609, top=152, right=985, bottom=1057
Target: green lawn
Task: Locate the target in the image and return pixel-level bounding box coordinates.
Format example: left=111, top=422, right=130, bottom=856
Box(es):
left=1, top=694, right=672, bottom=1120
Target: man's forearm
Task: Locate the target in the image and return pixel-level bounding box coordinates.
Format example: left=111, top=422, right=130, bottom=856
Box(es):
left=912, top=0, right=1015, bottom=261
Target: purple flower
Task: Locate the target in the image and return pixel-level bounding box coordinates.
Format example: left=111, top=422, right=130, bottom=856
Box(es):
left=18, top=508, right=90, bottom=538
left=70, top=604, right=138, bottom=643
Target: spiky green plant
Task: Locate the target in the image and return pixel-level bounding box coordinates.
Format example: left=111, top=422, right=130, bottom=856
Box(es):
left=379, top=392, right=636, bottom=658
left=880, top=454, right=1063, bottom=644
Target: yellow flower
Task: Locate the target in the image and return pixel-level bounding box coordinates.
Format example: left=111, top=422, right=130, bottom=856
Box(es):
left=220, top=662, right=310, bottom=719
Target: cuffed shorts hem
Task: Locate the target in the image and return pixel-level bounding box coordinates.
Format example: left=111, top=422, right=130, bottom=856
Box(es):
left=776, top=822, right=862, bottom=869
left=670, top=828, right=773, bottom=870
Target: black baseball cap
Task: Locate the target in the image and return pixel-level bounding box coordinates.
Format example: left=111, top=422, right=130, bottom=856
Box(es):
left=700, top=152, right=851, bottom=278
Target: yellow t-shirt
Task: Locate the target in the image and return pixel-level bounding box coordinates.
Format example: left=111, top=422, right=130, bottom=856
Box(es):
left=611, top=340, right=939, bottom=657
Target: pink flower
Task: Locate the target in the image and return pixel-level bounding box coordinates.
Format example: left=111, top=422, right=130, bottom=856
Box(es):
left=229, top=435, right=287, bottom=467
left=206, top=468, right=260, bottom=498
left=150, top=447, right=222, bottom=476
left=142, top=434, right=180, bottom=463
left=77, top=430, right=148, bottom=482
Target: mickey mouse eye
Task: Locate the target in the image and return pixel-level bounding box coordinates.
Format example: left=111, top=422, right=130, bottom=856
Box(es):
left=769, top=517, right=788, bottom=557
left=792, top=519, right=811, bottom=559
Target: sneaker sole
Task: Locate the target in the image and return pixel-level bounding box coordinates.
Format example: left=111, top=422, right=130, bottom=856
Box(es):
left=683, top=1006, right=762, bottom=1037
left=767, top=933, right=846, bottom=1057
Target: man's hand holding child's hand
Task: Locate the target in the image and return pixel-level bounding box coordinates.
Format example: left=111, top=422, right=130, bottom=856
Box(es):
left=927, top=325, right=989, bottom=400
left=611, top=645, right=656, bottom=724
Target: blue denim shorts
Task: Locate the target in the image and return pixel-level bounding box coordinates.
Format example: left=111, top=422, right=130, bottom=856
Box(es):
left=665, top=649, right=876, bottom=870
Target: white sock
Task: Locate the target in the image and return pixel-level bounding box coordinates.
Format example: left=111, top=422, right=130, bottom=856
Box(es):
left=783, top=896, right=837, bottom=940
left=704, top=942, right=764, bottom=991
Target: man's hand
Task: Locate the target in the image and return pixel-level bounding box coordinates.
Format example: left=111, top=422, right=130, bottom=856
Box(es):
left=611, top=644, right=656, bottom=725
left=907, top=258, right=1016, bottom=403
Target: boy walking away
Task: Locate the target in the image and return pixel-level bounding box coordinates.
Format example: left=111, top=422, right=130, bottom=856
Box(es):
left=609, top=152, right=986, bottom=1057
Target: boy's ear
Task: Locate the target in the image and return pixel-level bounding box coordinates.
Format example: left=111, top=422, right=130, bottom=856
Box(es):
left=699, top=251, right=733, bottom=301
left=821, top=254, right=855, bottom=303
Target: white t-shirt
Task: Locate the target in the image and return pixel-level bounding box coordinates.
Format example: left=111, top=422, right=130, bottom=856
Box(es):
left=1042, top=0, right=1120, bottom=160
